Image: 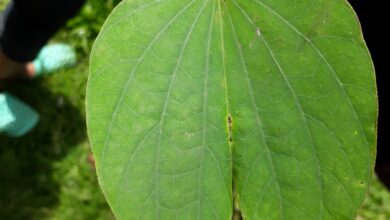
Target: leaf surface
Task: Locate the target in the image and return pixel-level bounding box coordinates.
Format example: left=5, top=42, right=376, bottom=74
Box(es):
left=87, top=0, right=377, bottom=219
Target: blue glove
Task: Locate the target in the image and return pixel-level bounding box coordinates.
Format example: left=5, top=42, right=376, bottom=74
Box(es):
left=0, top=92, right=39, bottom=137
left=33, top=43, right=77, bottom=76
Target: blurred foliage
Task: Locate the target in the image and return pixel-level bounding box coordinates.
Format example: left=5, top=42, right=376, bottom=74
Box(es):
left=359, top=176, right=390, bottom=220
left=55, top=0, right=121, bottom=56
left=0, top=58, right=114, bottom=219
left=0, top=1, right=7, bottom=10
left=50, top=142, right=115, bottom=220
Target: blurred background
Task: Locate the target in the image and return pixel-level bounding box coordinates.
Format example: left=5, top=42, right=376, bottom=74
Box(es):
left=0, top=0, right=387, bottom=219
left=0, top=0, right=118, bottom=219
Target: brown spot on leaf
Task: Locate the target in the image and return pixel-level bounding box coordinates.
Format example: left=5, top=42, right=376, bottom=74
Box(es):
left=228, top=113, right=233, bottom=142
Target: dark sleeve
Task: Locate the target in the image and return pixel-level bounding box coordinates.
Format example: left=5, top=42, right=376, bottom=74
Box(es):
left=0, top=0, right=85, bottom=62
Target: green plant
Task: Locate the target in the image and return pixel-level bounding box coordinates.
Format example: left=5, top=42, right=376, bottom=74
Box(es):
left=86, top=0, right=377, bottom=219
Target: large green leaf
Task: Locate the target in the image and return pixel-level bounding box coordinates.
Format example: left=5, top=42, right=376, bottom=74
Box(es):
left=86, top=0, right=377, bottom=219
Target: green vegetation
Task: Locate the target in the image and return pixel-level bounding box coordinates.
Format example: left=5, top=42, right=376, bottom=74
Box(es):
left=360, top=177, right=390, bottom=220
left=0, top=0, right=388, bottom=219
left=87, top=0, right=377, bottom=219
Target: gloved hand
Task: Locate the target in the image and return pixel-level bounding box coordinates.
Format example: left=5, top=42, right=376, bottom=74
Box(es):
left=0, top=92, right=39, bottom=137
left=33, top=43, right=76, bottom=76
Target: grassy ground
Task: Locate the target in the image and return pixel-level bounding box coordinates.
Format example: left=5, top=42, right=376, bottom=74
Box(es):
left=0, top=41, right=115, bottom=220
left=0, top=1, right=389, bottom=219
left=0, top=1, right=115, bottom=219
